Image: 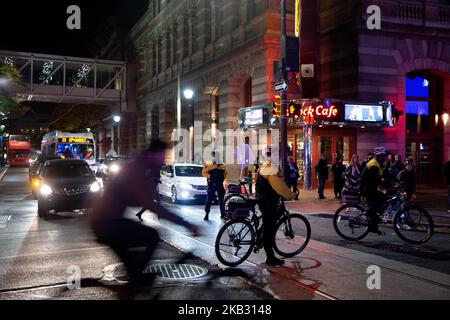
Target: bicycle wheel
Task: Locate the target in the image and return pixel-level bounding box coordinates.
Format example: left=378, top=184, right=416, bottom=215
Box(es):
left=274, top=213, right=311, bottom=257
left=333, top=204, right=370, bottom=241
left=215, top=218, right=255, bottom=267
left=393, top=205, right=434, bottom=244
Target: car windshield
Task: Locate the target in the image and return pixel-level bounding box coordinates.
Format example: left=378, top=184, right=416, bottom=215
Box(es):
left=10, top=135, right=30, bottom=142
left=44, top=163, right=93, bottom=179
left=175, top=166, right=203, bottom=177
left=56, top=143, right=95, bottom=160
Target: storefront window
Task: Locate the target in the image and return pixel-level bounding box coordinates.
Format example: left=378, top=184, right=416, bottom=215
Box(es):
left=296, top=134, right=304, bottom=183
left=288, top=137, right=294, bottom=157
left=318, top=136, right=332, bottom=163
left=336, top=136, right=350, bottom=165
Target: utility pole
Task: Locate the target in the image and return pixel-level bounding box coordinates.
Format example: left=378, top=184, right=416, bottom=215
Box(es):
left=280, top=0, right=288, bottom=174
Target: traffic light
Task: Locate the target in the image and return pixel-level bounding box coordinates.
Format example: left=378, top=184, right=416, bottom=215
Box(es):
left=272, top=95, right=281, bottom=118
left=288, top=103, right=301, bottom=117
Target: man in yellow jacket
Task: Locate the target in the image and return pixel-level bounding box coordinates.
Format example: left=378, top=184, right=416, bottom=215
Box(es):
left=202, top=152, right=228, bottom=221
left=255, top=147, right=295, bottom=266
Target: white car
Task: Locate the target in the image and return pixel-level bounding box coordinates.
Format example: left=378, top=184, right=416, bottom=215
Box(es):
left=158, top=164, right=208, bottom=203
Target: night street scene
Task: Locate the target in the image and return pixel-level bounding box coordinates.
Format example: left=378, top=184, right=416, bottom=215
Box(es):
left=0, top=0, right=449, bottom=313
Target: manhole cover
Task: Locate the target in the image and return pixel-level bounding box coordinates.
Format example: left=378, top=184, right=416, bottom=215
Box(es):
left=0, top=215, right=11, bottom=223
left=144, top=264, right=208, bottom=280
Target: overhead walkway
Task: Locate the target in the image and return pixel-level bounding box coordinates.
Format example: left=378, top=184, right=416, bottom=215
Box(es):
left=0, top=50, right=126, bottom=105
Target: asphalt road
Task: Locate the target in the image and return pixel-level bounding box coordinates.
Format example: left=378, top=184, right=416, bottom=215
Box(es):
left=0, top=167, right=273, bottom=300
left=0, top=167, right=449, bottom=300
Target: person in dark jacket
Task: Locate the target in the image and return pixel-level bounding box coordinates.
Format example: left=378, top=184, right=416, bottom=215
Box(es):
left=285, top=156, right=300, bottom=200
left=202, top=151, right=228, bottom=221
left=331, top=156, right=346, bottom=199
left=91, top=139, right=200, bottom=289
left=397, top=158, right=416, bottom=199
left=256, top=146, right=295, bottom=266
left=316, top=154, right=329, bottom=199
left=445, top=160, right=450, bottom=213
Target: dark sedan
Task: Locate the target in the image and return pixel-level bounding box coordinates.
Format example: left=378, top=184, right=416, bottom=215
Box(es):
left=36, top=159, right=102, bottom=218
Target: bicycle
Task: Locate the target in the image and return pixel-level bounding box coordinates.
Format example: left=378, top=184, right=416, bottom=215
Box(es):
left=215, top=198, right=311, bottom=267
left=224, top=177, right=254, bottom=204
left=333, top=184, right=434, bottom=244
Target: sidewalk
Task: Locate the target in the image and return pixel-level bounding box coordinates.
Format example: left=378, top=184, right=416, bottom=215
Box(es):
left=284, top=186, right=450, bottom=228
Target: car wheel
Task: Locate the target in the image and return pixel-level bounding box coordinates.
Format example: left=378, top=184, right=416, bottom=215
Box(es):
left=37, top=201, right=48, bottom=218
left=171, top=186, right=178, bottom=204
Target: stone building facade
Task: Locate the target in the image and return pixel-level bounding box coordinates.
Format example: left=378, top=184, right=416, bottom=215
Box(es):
left=111, top=0, right=450, bottom=182
left=128, top=0, right=298, bottom=161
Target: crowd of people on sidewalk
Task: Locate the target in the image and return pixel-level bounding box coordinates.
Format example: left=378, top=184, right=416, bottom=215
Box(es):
left=314, top=150, right=418, bottom=201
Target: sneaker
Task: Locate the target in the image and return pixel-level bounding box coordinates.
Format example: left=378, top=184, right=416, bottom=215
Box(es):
left=265, top=257, right=285, bottom=266
left=204, top=214, right=209, bottom=221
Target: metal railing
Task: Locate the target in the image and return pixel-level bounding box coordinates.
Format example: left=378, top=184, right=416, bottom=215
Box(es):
left=0, top=50, right=126, bottom=105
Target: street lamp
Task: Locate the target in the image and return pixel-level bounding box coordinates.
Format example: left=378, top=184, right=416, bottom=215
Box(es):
left=183, top=89, right=195, bottom=163
left=113, top=115, right=121, bottom=155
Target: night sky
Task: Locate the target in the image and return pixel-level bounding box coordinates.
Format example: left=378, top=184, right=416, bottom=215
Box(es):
left=1, top=0, right=148, bottom=58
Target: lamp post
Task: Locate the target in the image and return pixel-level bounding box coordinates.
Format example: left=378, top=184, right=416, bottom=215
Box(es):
left=183, top=88, right=194, bottom=163
left=113, top=115, right=121, bottom=155
left=280, top=0, right=288, bottom=175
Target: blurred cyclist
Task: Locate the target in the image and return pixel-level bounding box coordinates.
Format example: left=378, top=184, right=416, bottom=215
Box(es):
left=91, top=139, right=199, bottom=288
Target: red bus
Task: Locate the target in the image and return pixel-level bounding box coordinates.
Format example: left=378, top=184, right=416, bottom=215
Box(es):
left=7, top=134, right=32, bottom=167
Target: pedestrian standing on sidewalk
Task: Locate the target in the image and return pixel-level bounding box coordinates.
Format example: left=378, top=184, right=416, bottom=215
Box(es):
left=315, top=154, right=329, bottom=199
left=331, top=156, right=346, bottom=199
left=361, top=152, right=374, bottom=170
left=344, top=154, right=362, bottom=191
left=397, top=158, right=416, bottom=200
left=445, top=160, right=450, bottom=213
left=203, top=151, right=227, bottom=221
left=285, top=156, right=300, bottom=200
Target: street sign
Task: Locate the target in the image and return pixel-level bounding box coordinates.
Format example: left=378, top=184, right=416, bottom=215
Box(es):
left=275, top=81, right=288, bottom=92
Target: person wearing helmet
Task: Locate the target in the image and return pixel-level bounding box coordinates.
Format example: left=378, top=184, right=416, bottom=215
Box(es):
left=360, top=146, right=388, bottom=234
left=255, top=146, right=295, bottom=266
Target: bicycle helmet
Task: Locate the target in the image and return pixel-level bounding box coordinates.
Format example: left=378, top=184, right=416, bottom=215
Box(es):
left=373, top=146, right=387, bottom=156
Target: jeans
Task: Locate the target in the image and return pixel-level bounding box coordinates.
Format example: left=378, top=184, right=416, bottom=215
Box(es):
left=318, top=177, right=326, bottom=198
left=287, top=177, right=299, bottom=198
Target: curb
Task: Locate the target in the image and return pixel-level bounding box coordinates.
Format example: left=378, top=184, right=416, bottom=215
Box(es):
left=291, top=211, right=450, bottom=230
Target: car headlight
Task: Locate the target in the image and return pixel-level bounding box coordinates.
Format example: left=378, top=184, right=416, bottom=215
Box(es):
left=90, top=181, right=101, bottom=192
left=110, top=164, right=120, bottom=173
left=179, top=182, right=193, bottom=189
left=31, top=178, right=41, bottom=190
left=40, top=184, right=53, bottom=195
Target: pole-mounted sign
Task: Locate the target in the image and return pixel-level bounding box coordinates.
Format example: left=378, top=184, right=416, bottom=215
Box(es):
left=275, top=81, right=288, bottom=92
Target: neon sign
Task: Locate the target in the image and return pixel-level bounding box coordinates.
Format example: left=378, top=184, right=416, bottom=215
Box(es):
left=299, top=105, right=339, bottom=119
left=58, top=137, right=93, bottom=144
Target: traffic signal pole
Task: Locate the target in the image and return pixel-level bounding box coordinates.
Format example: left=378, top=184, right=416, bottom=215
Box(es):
left=280, top=0, right=288, bottom=175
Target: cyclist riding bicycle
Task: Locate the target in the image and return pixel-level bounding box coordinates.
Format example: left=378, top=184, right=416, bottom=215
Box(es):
left=360, top=146, right=389, bottom=235
left=256, top=147, right=295, bottom=266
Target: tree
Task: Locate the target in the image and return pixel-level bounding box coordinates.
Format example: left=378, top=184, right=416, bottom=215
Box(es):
left=0, top=64, right=28, bottom=121
left=48, top=104, right=112, bottom=132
